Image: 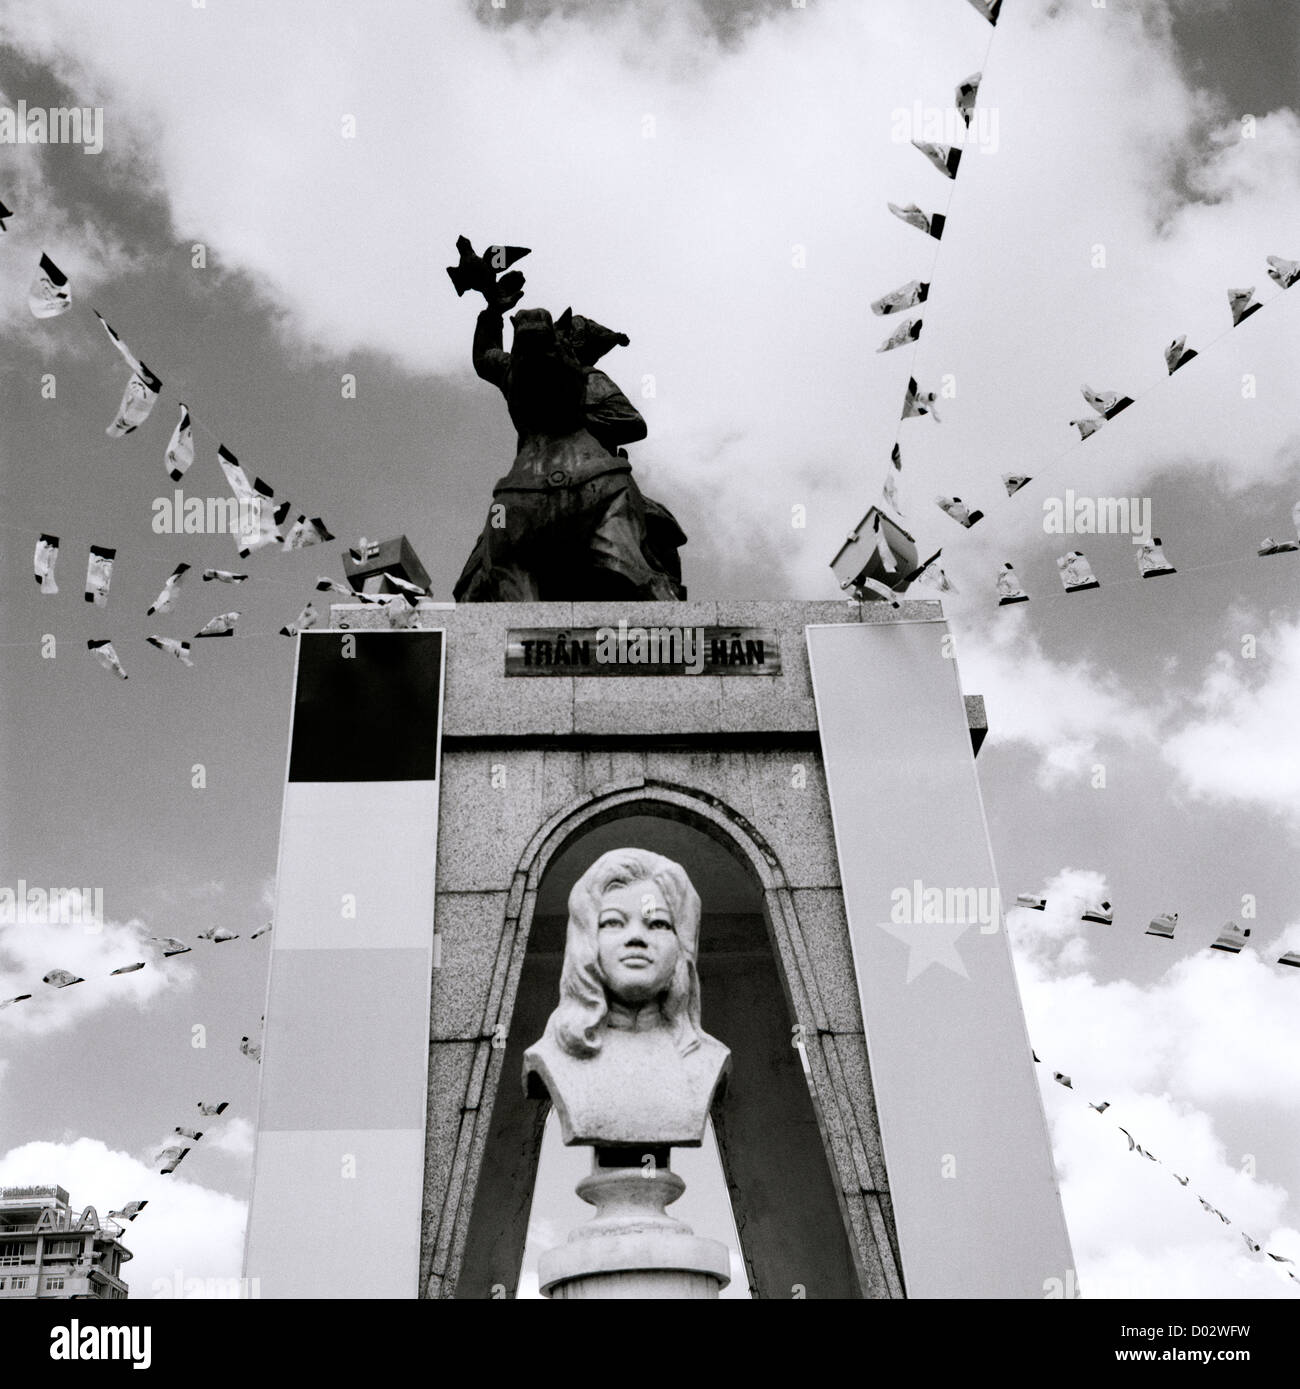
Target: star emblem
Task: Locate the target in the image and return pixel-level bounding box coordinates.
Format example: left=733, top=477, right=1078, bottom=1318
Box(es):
left=876, top=919, right=972, bottom=983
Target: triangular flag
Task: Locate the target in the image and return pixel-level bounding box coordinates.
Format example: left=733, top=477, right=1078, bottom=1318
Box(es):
left=217, top=445, right=257, bottom=502
left=1057, top=550, right=1100, bottom=592
left=165, top=404, right=195, bottom=481
left=158, top=1146, right=190, bottom=1175
left=854, top=575, right=903, bottom=608
left=1227, top=286, right=1261, bottom=326
left=912, top=140, right=961, bottom=179
left=1081, top=385, right=1133, bottom=419
left=881, top=469, right=905, bottom=517
left=84, top=545, right=116, bottom=606
left=877, top=318, right=922, bottom=352
left=901, top=376, right=941, bottom=420
left=965, top=0, right=1001, bottom=24
left=1163, top=337, right=1197, bottom=374
left=315, top=577, right=387, bottom=604
left=1002, top=473, right=1031, bottom=496
left=936, top=496, right=982, bottom=528
left=1137, top=539, right=1176, bottom=578
left=43, top=968, right=84, bottom=988
left=202, top=569, right=248, bottom=584
left=1146, top=912, right=1177, bottom=939
left=147, top=936, right=190, bottom=957
left=887, top=202, right=944, bottom=239
left=237, top=486, right=289, bottom=559
left=146, top=636, right=195, bottom=667
left=1210, top=921, right=1250, bottom=954
left=106, top=366, right=163, bottom=437
left=282, top=515, right=335, bottom=550
left=194, top=612, right=239, bottom=639
left=94, top=311, right=144, bottom=371
left=29, top=253, right=71, bottom=317
left=147, top=563, right=191, bottom=616
left=280, top=602, right=320, bottom=638
left=903, top=549, right=955, bottom=594
left=87, top=639, right=128, bottom=680
left=1265, top=255, right=1300, bottom=290
left=996, top=562, right=1028, bottom=605
left=955, top=73, right=981, bottom=127
left=34, top=533, right=59, bottom=594
left=871, top=280, right=929, bottom=315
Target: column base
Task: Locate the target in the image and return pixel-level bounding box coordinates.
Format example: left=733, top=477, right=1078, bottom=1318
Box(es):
left=539, top=1161, right=731, bottom=1299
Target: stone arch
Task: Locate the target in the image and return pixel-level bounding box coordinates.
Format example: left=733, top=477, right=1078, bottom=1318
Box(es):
left=438, top=778, right=903, bottom=1299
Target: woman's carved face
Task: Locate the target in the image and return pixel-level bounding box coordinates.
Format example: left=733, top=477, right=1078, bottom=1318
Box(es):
left=596, top=880, right=680, bottom=1005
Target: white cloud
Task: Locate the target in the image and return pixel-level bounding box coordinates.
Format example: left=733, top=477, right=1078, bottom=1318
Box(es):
left=955, top=614, right=1157, bottom=786
left=1, top=0, right=1296, bottom=598
left=1160, top=613, right=1300, bottom=822
left=0, top=1138, right=247, bottom=1298
left=0, top=84, right=141, bottom=338
left=206, top=1117, right=254, bottom=1161
left=0, top=895, right=193, bottom=1037
left=1043, top=1089, right=1299, bottom=1299
left=1008, top=865, right=1300, bottom=1297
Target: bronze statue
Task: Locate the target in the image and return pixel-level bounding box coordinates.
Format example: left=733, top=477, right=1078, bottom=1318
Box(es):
left=449, top=240, right=687, bottom=602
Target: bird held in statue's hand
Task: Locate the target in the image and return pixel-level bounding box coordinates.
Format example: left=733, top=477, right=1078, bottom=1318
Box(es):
left=446, top=235, right=530, bottom=299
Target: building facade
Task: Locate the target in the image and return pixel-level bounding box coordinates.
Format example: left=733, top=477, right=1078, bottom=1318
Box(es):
left=0, top=1186, right=131, bottom=1300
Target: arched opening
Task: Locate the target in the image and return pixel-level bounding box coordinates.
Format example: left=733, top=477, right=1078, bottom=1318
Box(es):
left=455, top=793, right=865, bottom=1298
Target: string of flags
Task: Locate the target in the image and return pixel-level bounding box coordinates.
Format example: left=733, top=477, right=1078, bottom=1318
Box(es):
left=25, top=517, right=427, bottom=678
left=5, top=225, right=369, bottom=674
left=850, top=246, right=1300, bottom=605
left=1014, top=894, right=1299, bottom=968
left=851, top=5, right=1003, bottom=600
left=844, top=3, right=1297, bottom=607
left=0, top=923, right=275, bottom=1010
left=1035, top=1054, right=1299, bottom=1285
left=154, top=1098, right=230, bottom=1175
left=94, top=311, right=163, bottom=438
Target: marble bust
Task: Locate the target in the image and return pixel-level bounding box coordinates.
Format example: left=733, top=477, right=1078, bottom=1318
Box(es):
left=523, top=847, right=730, bottom=1147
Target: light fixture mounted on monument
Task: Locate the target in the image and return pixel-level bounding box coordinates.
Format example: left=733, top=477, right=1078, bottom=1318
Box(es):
left=523, top=848, right=732, bottom=1299
left=829, top=506, right=918, bottom=602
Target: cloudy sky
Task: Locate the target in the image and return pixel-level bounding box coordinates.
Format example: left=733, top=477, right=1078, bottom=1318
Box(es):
left=0, top=0, right=1297, bottom=1300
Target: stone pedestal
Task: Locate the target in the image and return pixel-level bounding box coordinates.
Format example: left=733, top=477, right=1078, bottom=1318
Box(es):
left=539, top=1157, right=730, bottom=1300
left=242, top=597, right=1072, bottom=1300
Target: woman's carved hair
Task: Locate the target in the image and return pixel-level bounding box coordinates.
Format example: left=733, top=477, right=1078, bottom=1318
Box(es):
left=545, top=847, right=702, bottom=1060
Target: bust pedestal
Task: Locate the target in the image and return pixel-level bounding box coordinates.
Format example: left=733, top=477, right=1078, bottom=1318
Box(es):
left=539, top=1154, right=731, bottom=1299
